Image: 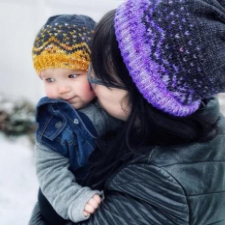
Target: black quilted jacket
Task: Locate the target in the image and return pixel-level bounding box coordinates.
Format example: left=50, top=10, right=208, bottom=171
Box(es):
left=29, top=98, right=225, bottom=225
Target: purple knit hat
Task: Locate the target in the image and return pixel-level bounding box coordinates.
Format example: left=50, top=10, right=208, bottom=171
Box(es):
left=114, top=0, right=225, bottom=116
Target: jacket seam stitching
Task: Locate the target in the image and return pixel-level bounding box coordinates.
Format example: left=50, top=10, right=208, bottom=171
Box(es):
left=57, top=104, right=97, bottom=139
left=56, top=104, right=96, bottom=150
left=187, top=190, right=225, bottom=197
left=38, top=111, right=54, bottom=141
left=161, top=161, right=225, bottom=167
left=110, top=163, right=190, bottom=224
left=149, top=165, right=190, bottom=224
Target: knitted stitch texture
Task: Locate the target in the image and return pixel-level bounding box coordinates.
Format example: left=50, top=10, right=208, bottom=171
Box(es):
left=32, top=15, right=96, bottom=74
left=115, top=0, right=225, bottom=116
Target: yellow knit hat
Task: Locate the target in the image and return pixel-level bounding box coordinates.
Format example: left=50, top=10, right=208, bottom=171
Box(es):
left=32, top=14, right=96, bottom=74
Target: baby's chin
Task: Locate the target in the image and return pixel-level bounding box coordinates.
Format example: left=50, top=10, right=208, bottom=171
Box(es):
left=71, top=102, right=89, bottom=110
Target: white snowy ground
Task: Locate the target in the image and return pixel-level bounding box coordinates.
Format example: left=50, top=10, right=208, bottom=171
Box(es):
left=0, top=134, right=38, bottom=225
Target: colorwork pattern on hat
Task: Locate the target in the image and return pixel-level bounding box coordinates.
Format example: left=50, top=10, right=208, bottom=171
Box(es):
left=33, top=15, right=96, bottom=74
left=115, top=0, right=225, bottom=116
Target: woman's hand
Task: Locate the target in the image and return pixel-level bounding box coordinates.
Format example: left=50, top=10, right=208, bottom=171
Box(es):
left=83, top=194, right=101, bottom=217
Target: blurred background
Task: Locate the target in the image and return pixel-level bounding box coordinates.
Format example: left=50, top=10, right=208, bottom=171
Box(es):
left=0, top=1, right=125, bottom=225
left=0, top=1, right=225, bottom=225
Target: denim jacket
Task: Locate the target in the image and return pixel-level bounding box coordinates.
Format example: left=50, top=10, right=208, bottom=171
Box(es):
left=36, top=97, right=102, bottom=171
left=35, top=97, right=123, bottom=222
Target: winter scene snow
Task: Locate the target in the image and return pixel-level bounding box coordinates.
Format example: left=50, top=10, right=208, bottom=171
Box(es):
left=0, top=1, right=225, bottom=225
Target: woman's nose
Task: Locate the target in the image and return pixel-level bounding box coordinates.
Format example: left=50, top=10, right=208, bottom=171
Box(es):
left=58, top=85, right=71, bottom=94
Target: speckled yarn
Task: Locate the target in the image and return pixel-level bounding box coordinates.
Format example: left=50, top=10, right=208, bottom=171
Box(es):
left=115, top=0, right=225, bottom=116
left=33, top=15, right=96, bottom=74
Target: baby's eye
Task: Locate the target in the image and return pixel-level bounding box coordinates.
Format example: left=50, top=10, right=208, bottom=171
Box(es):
left=45, top=78, right=55, bottom=83
left=68, top=74, right=79, bottom=78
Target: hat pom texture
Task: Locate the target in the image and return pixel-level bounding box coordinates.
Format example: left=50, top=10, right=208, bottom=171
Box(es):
left=115, top=0, right=225, bottom=116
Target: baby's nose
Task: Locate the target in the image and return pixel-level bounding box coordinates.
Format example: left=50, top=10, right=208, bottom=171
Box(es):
left=58, top=85, right=71, bottom=94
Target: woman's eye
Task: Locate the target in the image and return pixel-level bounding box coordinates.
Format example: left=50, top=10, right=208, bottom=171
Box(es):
left=46, top=78, right=55, bottom=83
left=68, top=74, right=79, bottom=78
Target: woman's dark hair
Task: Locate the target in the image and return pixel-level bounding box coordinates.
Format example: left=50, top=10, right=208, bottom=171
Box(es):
left=86, top=9, right=220, bottom=189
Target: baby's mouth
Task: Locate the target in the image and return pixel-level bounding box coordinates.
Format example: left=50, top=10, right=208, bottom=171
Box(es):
left=64, top=97, right=75, bottom=103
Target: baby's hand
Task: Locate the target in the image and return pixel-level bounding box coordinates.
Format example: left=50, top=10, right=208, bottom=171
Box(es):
left=83, top=194, right=101, bottom=217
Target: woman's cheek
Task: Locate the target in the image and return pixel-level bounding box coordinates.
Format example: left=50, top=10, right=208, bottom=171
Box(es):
left=97, top=89, right=130, bottom=121
left=110, top=104, right=129, bottom=121
left=97, top=95, right=121, bottom=119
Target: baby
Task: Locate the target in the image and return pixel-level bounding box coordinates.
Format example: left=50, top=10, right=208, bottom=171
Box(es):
left=32, top=14, right=119, bottom=224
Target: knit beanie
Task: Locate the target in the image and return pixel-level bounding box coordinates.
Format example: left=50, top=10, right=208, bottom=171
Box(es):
left=114, top=0, right=225, bottom=116
left=32, top=14, right=96, bottom=74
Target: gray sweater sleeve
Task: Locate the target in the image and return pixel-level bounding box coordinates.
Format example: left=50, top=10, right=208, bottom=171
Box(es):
left=35, top=143, right=103, bottom=223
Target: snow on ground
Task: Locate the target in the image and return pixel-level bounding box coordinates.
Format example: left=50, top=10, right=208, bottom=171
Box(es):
left=0, top=134, right=38, bottom=225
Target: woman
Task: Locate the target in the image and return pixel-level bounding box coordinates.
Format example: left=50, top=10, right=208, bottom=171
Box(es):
left=29, top=0, right=225, bottom=224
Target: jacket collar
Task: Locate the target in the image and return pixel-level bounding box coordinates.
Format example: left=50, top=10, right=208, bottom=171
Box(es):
left=128, top=97, right=223, bottom=165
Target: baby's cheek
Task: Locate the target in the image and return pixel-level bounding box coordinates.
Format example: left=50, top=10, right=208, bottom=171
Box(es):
left=83, top=83, right=96, bottom=99
left=45, top=87, right=56, bottom=99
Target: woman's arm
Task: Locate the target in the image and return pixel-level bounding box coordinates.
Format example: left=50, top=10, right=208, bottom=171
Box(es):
left=76, top=163, right=189, bottom=225
left=29, top=161, right=189, bottom=225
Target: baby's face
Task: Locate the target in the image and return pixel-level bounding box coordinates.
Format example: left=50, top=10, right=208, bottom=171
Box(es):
left=40, top=68, right=95, bottom=109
